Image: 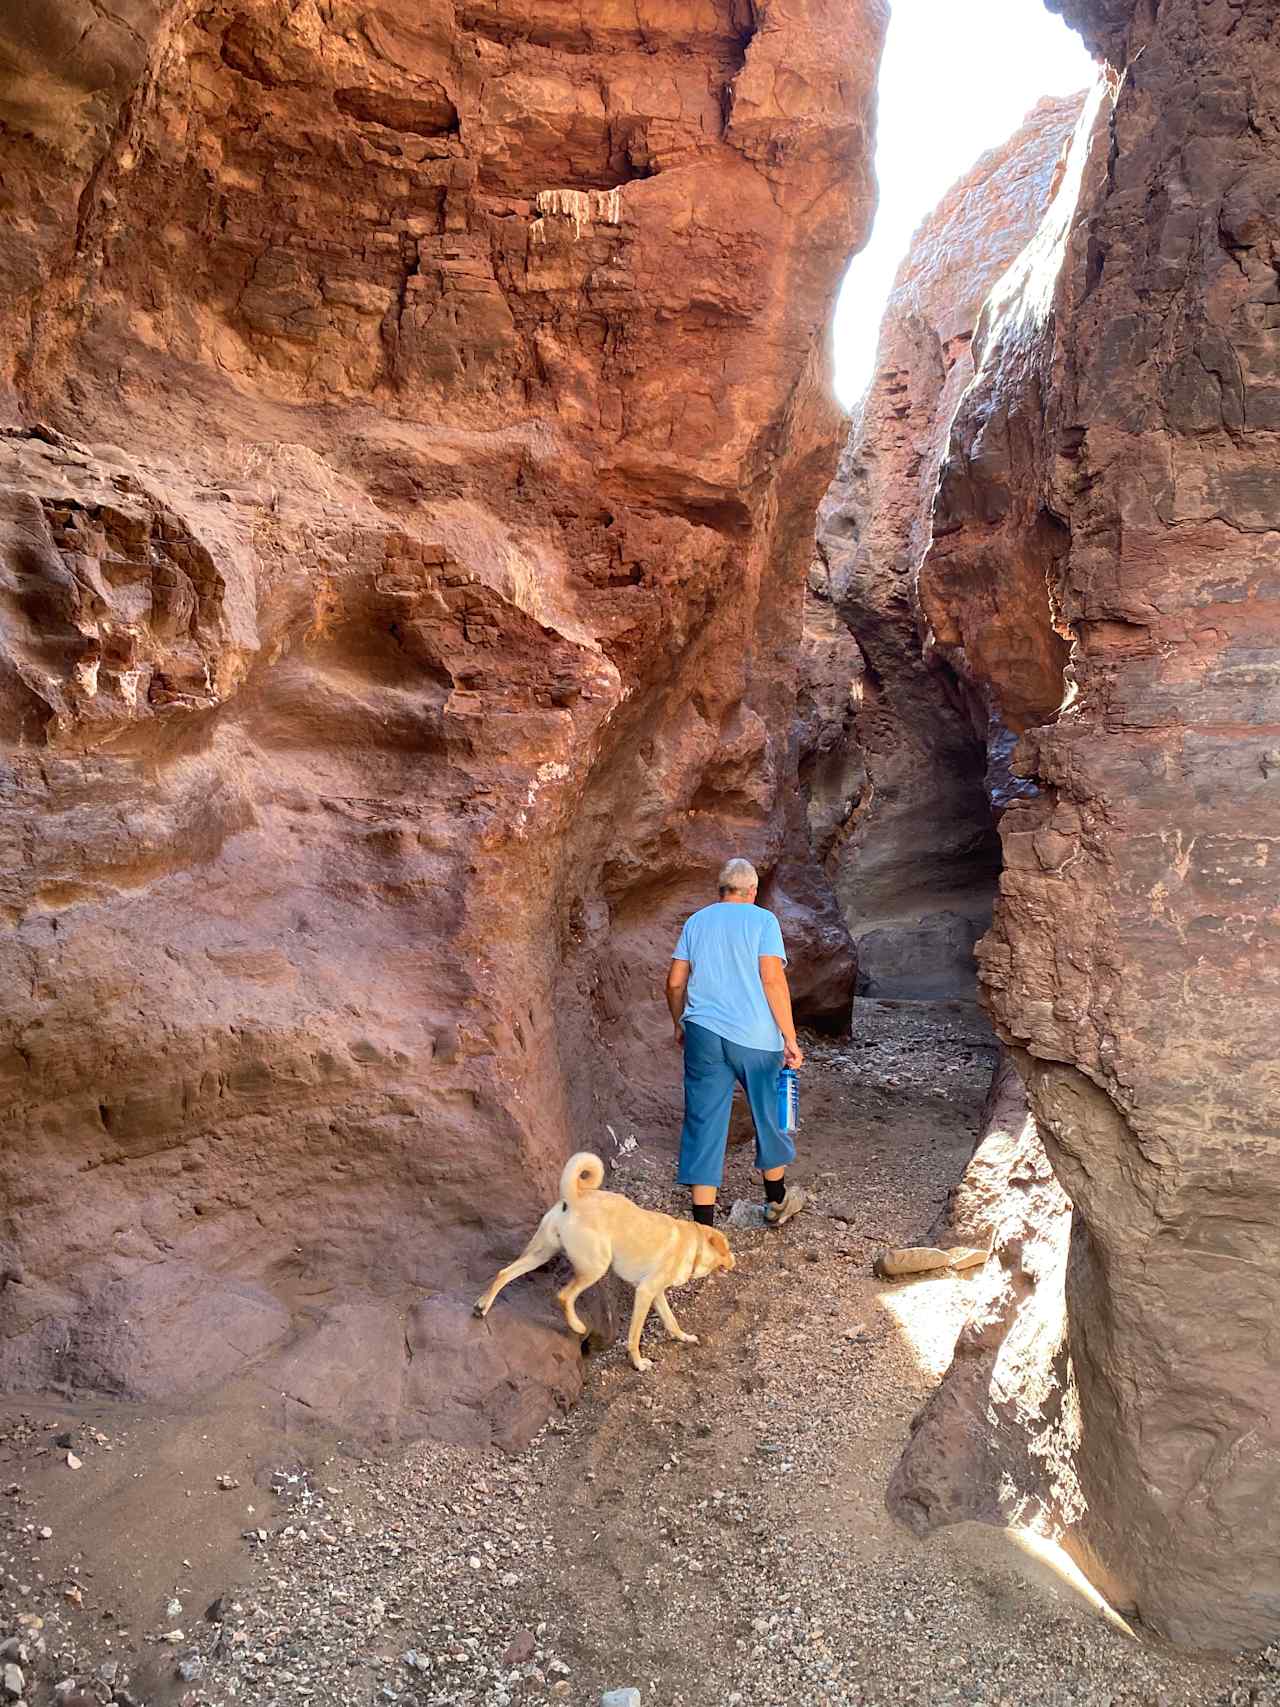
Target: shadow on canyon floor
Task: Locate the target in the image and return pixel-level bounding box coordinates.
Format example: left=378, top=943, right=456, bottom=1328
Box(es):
left=0, top=1004, right=1274, bottom=1707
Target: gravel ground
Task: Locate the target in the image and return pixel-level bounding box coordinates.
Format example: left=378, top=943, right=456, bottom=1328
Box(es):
left=3, top=1001, right=1279, bottom=1707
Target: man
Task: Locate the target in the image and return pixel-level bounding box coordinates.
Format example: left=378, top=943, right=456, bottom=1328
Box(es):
left=665, top=857, right=805, bottom=1228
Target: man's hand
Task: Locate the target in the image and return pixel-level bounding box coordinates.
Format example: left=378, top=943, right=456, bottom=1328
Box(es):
left=783, top=1037, right=804, bottom=1069
left=674, top=1022, right=685, bottom=1048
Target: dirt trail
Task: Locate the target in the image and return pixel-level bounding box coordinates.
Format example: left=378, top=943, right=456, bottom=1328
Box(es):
left=1, top=1003, right=1276, bottom=1706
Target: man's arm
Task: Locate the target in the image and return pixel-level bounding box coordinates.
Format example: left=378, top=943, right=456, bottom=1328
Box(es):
left=666, top=958, right=691, bottom=1045
left=759, top=955, right=804, bottom=1068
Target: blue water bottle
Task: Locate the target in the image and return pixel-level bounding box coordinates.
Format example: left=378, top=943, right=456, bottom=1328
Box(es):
left=777, top=1066, right=799, bottom=1134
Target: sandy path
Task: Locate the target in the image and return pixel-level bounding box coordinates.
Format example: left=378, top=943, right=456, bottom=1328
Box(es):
left=1, top=1002, right=1274, bottom=1706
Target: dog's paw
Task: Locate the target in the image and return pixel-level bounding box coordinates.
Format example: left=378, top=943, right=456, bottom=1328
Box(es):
left=631, top=1355, right=654, bottom=1373
left=472, top=1298, right=489, bottom=1318
left=678, top=1332, right=700, bottom=1345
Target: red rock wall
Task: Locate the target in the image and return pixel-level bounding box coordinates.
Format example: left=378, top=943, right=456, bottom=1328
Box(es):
left=930, top=0, right=1280, bottom=1649
left=0, top=0, right=881, bottom=1441
left=812, top=97, right=1082, bottom=1000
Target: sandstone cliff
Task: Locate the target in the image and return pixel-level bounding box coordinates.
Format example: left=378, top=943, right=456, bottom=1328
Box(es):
left=908, top=0, right=1280, bottom=1650
left=811, top=95, right=1082, bottom=1000
left=0, top=0, right=882, bottom=1443
left=978, top=0, right=1280, bottom=1647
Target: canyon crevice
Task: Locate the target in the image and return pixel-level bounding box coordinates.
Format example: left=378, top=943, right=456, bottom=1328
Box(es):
left=811, top=92, right=1083, bottom=1001
left=0, top=0, right=880, bottom=1445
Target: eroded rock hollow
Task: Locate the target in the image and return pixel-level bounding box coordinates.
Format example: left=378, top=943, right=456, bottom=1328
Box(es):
left=0, top=0, right=882, bottom=1444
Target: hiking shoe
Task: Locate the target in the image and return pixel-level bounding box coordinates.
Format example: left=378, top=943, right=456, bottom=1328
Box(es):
left=764, top=1185, right=806, bottom=1227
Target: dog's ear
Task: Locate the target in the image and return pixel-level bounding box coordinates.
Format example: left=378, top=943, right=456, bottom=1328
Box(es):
left=707, top=1228, right=732, bottom=1259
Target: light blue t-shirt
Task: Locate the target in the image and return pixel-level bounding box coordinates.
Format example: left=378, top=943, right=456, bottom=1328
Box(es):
left=672, top=902, right=787, bottom=1052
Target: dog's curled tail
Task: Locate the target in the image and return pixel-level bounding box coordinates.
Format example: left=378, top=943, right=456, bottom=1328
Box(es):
left=560, top=1151, right=604, bottom=1204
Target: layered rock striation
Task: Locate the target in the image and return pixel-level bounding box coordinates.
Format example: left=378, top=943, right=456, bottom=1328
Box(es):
left=812, top=96, right=1082, bottom=1000
left=0, top=0, right=882, bottom=1441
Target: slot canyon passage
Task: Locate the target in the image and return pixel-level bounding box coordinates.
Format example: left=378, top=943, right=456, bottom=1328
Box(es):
left=1, top=0, right=1279, bottom=1697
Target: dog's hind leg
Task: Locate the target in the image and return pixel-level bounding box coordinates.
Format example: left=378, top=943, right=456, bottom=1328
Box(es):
left=472, top=1211, right=561, bottom=1318
left=626, top=1282, right=660, bottom=1372
left=556, top=1249, right=610, bottom=1337
left=654, top=1290, right=699, bottom=1346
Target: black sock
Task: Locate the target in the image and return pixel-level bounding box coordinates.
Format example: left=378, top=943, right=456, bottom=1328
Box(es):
left=763, top=1176, right=786, bottom=1205
left=691, top=1203, right=715, bottom=1226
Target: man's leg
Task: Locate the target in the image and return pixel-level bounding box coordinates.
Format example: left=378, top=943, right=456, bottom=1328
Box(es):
left=677, top=1022, right=736, bottom=1222
left=730, top=1038, right=804, bottom=1225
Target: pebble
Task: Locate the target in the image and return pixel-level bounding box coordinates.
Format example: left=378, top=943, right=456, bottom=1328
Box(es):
left=727, top=1200, right=770, bottom=1229
left=1, top=1663, right=23, bottom=1699
left=502, top=1630, right=536, bottom=1666
left=602, top=1691, right=642, bottom=1707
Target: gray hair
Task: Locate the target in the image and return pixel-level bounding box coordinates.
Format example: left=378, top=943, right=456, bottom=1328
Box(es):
left=717, top=857, right=758, bottom=895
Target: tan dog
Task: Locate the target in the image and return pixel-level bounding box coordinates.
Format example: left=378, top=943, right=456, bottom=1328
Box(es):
left=473, top=1151, right=735, bottom=1371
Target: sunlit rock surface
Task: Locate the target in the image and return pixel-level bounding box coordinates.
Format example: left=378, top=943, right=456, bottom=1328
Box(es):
left=888, top=1053, right=1078, bottom=1543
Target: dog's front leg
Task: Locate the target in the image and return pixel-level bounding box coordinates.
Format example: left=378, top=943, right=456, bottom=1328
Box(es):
left=654, top=1290, right=699, bottom=1345
left=626, top=1283, right=660, bottom=1372
left=472, top=1213, right=561, bottom=1318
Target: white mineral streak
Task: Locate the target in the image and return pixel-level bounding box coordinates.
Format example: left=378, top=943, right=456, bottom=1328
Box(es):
left=512, top=760, right=572, bottom=836
left=529, top=188, right=623, bottom=244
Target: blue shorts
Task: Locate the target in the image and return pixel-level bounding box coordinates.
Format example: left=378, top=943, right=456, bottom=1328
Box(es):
left=677, top=1021, right=795, bottom=1188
